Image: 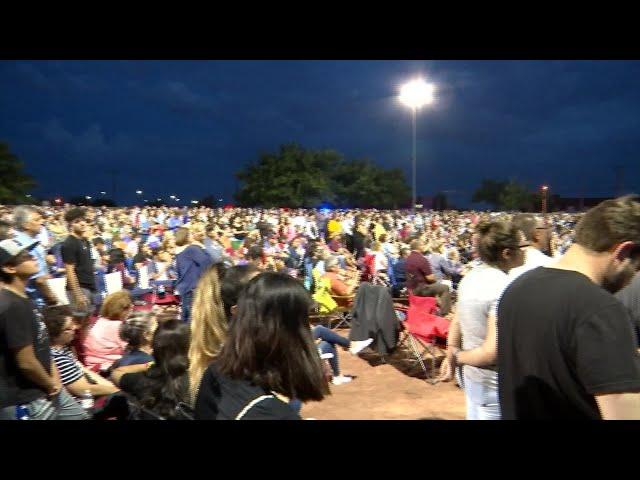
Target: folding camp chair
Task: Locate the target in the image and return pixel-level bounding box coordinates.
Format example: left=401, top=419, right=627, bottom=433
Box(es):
left=398, top=295, right=449, bottom=384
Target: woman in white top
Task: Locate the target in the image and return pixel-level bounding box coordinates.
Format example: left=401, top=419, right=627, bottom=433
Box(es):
left=439, top=221, right=526, bottom=420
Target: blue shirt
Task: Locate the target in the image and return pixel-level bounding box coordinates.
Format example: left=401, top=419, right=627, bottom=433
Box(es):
left=428, top=253, right=462, bottom=281
left=176, top=245, right=213, bottom=295
left=111, top=350, right=154, bottom=369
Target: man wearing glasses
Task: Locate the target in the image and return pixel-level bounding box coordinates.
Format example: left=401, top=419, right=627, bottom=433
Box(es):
left=507, top=213, right=553, bottom=281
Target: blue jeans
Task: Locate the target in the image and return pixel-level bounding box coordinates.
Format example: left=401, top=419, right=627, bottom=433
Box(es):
left=463, top=371, right=501, bottom=420
left=180, top=290, right=194, bottom=323
left=0, top=389, right=88, bottom=420
left=313, top=325, right=349, bottom=377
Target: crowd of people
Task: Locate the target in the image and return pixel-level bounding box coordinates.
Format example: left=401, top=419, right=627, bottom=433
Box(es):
left=1, top=198, right=640, bottom=420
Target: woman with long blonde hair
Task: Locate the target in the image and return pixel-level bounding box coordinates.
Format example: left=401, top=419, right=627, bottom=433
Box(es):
left=188, top=264, right=227, bottom=400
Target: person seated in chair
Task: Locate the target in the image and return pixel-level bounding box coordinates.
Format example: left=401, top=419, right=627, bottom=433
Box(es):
left=42, top=306, right=120, bottom=400
left=83, top=290, right=134, bottom=372
left=321, top=256, right=358, bottom=299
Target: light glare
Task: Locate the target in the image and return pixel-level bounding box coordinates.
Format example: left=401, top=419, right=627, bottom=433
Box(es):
left=399, top=79, right=435, bottom=109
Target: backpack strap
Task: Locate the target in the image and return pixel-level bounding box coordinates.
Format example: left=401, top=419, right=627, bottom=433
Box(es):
left=235, top=395, right=274, bottom=420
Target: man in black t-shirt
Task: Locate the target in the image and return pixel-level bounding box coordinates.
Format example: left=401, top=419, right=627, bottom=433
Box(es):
left=0, top=239, right=87, bottom=420
left=498, top=195, right=640, bottom=420
left=61, top=208, right=97, bottom=318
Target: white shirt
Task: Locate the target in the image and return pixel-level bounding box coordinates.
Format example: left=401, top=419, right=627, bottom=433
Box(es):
left=456, top=263, right=510, bottom=389
left=507, top=247, right=552, bottom=283
left=341, top=218, right=354, bottom=236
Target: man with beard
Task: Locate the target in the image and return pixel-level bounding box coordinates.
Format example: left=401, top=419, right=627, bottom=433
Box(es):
left=497, top=195, right=640, bottom=419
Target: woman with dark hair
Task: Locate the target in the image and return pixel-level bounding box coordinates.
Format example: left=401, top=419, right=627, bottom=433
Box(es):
left=110, top=312, right=157, bottom=370
left=195, top=272, right=329, bottom=420
left=112, top=319, right=191, bottom=419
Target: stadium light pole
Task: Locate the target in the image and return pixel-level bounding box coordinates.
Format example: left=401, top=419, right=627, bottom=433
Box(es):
left=541, top=185, right=549, bottom=217
left=399, top=79, right=435, bottom=214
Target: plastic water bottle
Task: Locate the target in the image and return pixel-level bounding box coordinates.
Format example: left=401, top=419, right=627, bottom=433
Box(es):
left=15, top=404, right=30, bottom=420
left=80, top=390, right=94, bottom=411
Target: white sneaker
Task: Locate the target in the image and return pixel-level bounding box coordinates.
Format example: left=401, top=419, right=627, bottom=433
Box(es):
left=331, top=375, right=353, bottom=385
left=349, top=338, right=373, bottom=355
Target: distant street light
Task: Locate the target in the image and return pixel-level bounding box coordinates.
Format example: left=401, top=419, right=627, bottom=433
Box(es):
left=136, top=190, right=143, bottom=195
left=169, top=195, right=176, bottom=199
left=85, top=196, right=92, bottom=200
left=100, top=191, right=106, bottom=195
left=157, top=198, right=162, bottom=201
left=191, top=200, right=199, bottom=205
left=399, top=78, right=435, bottom=213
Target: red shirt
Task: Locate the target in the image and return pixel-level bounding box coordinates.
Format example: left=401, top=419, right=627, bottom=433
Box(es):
left=405, top=251, right=433, bottom=290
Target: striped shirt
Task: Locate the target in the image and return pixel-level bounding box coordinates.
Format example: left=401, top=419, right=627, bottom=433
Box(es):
left=50, top=346, right=84, bottom=386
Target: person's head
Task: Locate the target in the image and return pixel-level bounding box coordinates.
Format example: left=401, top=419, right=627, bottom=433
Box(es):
left=108, top=247, right=126, bottom=265
left=100, top=290, right=133, bottom=320
left=174, top=227, right=191, bottom=247
left=399, top=247, right=410, bottom=259
left=119, top=312, right=158, bottom=352
left=512, top=213, right=550, bottom=253
left=574, top=195, right=640, bottom=293
left=247, top=245, right=263, bottom=263
left=190, top=223, right=206, bottom=243
left=409, top=239, right=424, bottom=253
left=206, top=225, right=218, bottom=240
left=216, top=272, right=329, bottom=402
left=189, top=264, right=228, bottom=397
left=324, top=255, right=340, bottom=273
left=13, top=206, right=43, bottom=237
left=220, top=264, right=261, bottom=321
left=0, top=238, right=40, bottom=284
left=92, top=237, right=106, bottom=252
left=0, top=220, right=13, bottom=241
left=42, top=305, right=77, bottom=347
left=64, top=207, right=87, bottom=236
left=475, top=220, right=526, bottom=273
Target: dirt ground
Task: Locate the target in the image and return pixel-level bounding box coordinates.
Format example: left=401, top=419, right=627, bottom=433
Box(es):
left=302, top=327, right=466, bottom=420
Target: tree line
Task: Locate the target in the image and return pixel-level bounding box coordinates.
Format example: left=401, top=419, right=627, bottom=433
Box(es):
left=1, top=140, right=551, bottom=211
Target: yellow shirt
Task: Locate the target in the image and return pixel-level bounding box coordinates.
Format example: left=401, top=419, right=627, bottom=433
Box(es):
left=327, top=219, right=342, bottom=238
left=373, top=223, right=386, bottom=242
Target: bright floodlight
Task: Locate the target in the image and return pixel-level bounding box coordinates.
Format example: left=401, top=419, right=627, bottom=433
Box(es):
left=169, top=195, right=176, bottom=199
left=542, top=185, right=549, bottom=191
left=399, top=79, right=435, bottom=109
left=85, top=196, right=92, bottom=200
left=136, top=190, right=143, bottom=195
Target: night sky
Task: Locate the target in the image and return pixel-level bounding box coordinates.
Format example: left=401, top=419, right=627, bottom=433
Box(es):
left=2, top=60, right=640, bottom=208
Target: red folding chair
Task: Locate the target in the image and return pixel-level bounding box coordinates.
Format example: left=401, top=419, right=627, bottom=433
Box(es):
left=398, top=295, right=449, bottom=384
